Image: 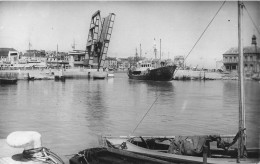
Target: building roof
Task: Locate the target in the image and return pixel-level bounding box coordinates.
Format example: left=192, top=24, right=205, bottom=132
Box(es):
left=223, top=46, right=260, bottom=55
left=0, top=48, right=17, bottom=57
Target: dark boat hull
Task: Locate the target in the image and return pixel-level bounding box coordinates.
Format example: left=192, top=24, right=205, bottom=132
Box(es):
left=69, top=147, right=171, bottom=164
left=0, top=78, right=17, bottom=84
left=128, top=65, right=176, bottom=81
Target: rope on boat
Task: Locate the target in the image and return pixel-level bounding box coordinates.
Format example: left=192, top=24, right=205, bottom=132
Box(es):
left=131, top=93, right=161, bottom=135
left=244, top=3, right=260, bottom=35
left=23, top=147, right=65, bottom=164
left=173, top=1, right=226, bottom=77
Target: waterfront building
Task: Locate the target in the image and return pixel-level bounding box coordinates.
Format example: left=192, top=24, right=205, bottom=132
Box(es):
left=46, top=51, right=69, bottom=68
left=0, top=48, right=19, bottom=66
left=104, top=57, right=117, bottom=70
left=68, top=50, right=87, bottom=68
left=223, top=35, right=260, bottom=74
left=22, top=50, right=46, bottom=63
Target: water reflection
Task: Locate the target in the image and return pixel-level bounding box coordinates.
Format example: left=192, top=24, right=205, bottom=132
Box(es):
left=85, top=80, right=109, bottom=134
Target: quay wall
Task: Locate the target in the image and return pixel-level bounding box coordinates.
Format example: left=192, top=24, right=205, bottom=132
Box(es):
left=0, top=68, right=104, bottom=80
left=0, top=71, right=29, bottom=80
left=173, top=70, right=239, bottom=80
left=63, top=68, right=100, bottom=79
left=1, top=69, right=254, bottom=81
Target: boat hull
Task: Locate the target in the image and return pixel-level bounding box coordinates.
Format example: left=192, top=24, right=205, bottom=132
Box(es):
left=0, top=78, right=17, bottom=84
left=128, top=65, right=176, bottom=81
left=93, top=72, right=107, bottom=80
left=69, top=147, right=172, bottom=164
left=101, top=136, right=260, bottom=164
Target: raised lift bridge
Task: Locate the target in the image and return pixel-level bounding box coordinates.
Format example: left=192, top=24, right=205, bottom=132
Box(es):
left=86, top=10, right=115, bottom=71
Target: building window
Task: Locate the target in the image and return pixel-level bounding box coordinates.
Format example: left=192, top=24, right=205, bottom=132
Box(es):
left=226, top=66, right=230, bottom=70
left=232, top=65, right=236, bottom=70
left=250, top=56, right=253, bottom=61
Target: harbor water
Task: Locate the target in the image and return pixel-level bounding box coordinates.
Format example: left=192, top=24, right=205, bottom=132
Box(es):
left=0, top=73, right=259, bottom=156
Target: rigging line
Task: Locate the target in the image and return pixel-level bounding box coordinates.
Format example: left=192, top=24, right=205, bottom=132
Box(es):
left=131, top=93, right=161, bottom=135
left=244, top=4, right=260, bottom=36
left=173, top=0, right=226, bottom=76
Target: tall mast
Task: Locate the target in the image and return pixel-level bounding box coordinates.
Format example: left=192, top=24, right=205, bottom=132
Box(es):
left=135, top=47, right=138, bottom=63
left=237, top=1, right=246, bottom=161
left=140, top=43, right=142, bottom=58
left=28, top=41, right=30, bottom=56
left=154, top=38, right=157, bottom=59
left=160, top=39, right=161, bottom=60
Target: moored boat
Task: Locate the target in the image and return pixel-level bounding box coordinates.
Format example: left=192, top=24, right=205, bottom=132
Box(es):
left=128, top=61, right=176, bottom=81
left=93, top=71, right=107, bottom=79
left=69, top=147, right=172, bottom=164
left=0, top=78, right=17, bottom=84
left=107, top=68, right=115, bottom=77
left=99, top=133, right=259, bottom=164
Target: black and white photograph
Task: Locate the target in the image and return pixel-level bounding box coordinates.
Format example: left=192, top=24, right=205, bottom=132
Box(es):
left=0, top=1, right=259, bottom=163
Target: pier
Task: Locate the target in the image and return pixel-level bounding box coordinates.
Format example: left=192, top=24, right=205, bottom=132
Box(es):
left=0, top=68, right=109, bottom=80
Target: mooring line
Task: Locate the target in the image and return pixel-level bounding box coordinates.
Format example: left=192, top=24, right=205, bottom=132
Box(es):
left=131, top=93, right=161, bottom=135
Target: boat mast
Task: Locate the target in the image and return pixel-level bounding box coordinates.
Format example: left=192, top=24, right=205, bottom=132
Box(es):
left=135, top=47, right=138, bottom=63
left=154, top=38, right=157, bottom=59
left=140, top=43, right=142, bottom=59
left=237, top=1, right=246, bottom=161
left=160, top=39, right=161, bottom=60
left=28, top=41, right=31, bottom=57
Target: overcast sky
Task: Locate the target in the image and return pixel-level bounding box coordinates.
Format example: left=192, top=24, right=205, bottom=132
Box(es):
left=0, top=1, right=259, bottom=68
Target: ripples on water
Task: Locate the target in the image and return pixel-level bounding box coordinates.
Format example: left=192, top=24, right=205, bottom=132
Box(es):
left=0, top=73, right=259, bottom=155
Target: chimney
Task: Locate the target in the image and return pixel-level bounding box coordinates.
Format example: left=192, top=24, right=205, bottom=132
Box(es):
left=251, top=35, right=257, bottom=46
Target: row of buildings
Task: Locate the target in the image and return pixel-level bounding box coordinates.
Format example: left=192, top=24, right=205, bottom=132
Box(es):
left=0, top=48, right=128, bottom=70
left=1, top=35, right=259, bottom=73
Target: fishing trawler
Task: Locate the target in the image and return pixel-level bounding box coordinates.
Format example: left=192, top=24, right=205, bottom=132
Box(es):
left=128, top=40, right=176, bottom=81
left=128, top=60, right=176, bottom=81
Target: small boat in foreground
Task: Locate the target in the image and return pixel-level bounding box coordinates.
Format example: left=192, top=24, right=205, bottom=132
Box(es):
left=98, top=132, right=259, bottom=164
left=0, top=78, right=18, bottom=84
